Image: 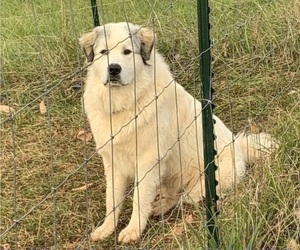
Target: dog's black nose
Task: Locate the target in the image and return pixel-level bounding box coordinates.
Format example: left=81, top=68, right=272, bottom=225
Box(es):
left=108, top=64, right=122, bottom=76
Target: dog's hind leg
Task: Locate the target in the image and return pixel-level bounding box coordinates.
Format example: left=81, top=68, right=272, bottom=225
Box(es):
left=152, top=196, right=179, bottom=216
left=182, top=174, right=205, bottom=204
left=152, top=181, right=180, bottom=216
left=182, top=147, right=246, bottom=205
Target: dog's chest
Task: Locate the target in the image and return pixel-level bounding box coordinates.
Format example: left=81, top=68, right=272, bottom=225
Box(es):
left=86, top=101, right=139, bottom=150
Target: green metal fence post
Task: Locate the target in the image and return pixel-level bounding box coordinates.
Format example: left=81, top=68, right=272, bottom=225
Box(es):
left=197, top=0, right=220, bottom=248
left=90, top=0, right=100, bottom=27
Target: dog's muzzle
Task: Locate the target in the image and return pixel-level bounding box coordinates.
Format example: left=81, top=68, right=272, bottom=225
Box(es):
left=105, top=63, right=123, bottom=86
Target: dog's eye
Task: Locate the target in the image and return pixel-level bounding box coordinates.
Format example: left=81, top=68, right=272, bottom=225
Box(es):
left=100, top=49, right=109, bottom=55
left=124, top=49, right=132, bottom=55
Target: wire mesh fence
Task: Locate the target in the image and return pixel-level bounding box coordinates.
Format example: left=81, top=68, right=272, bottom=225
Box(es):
left=1, top=0, right=299, bottom=249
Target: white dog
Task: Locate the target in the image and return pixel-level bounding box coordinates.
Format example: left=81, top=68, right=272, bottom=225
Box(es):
left=79, top=22, right=275, bottom=243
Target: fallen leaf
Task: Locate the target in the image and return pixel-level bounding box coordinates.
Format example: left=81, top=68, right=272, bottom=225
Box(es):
left=174, top=54, right=181, bottom=60
left=248, top=88, right=256, bottom=95
left=71, top=183, right=94, bottom=191
left=220, top=80, right=226, bottom=89
left=288, top=89, right=300, bottom=96
left=76, top=130, right=93, bottom=143
left=1, top=243, right=11, bottom=250
left=287, top=238, right=300, bottom=250
left=185, top=214, right=195, bottom=224
left=39, top=100, right=47, bottom=114
left=0, top=105, right=15, bottom=114
left=173, top=224, right=185, bottom=236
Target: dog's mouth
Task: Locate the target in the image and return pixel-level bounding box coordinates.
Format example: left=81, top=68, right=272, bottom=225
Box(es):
left=104, top=77, right=127, bottom=87
left=104, top=80, right=121, bottom=87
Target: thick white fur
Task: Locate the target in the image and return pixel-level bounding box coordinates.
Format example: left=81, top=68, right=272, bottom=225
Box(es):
left=80, top=22, right=275, bottom=243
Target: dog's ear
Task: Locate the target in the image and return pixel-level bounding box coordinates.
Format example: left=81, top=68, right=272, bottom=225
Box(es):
left=138, top=28, right=155, bottom=62
left=79, top=31, right=96, bottom=63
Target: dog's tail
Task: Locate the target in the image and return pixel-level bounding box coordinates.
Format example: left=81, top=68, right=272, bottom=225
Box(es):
left=234, top=132, right=278, bottom=164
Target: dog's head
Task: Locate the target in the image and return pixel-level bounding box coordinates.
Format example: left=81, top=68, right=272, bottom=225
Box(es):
left=79, top=22, right=155, bottom=87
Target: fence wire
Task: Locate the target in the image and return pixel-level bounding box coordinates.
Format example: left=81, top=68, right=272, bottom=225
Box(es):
left=1, top=0, right=299, bottom=249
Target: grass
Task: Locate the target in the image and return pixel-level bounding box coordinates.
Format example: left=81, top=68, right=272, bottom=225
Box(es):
left=1, top=0, right=299, bottom=249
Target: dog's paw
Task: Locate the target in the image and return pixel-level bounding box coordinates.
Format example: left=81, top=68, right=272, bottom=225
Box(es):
left=152, top=199, right=164, bottom=216
left=118, top=226, right=141, bottom=243
left=152, top=197, right=178, bottom=217
left=91, top=225, right=114, bottom=241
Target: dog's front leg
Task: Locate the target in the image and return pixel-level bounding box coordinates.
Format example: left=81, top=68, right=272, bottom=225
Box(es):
left=91, top=166, right=128, bottom=241
left=118, top=166, right=159, bottom=243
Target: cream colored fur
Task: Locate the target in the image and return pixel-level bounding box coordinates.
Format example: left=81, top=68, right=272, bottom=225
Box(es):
left=80, top=22, right=276, bottom=243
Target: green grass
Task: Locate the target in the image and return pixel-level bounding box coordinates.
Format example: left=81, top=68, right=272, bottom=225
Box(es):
left=1, top=0, right=299, bottom=249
